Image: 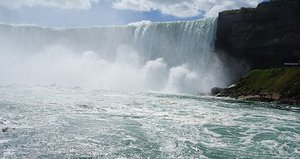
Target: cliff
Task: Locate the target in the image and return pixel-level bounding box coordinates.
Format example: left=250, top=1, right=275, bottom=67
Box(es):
left=215, top=0, right=300, bottom=68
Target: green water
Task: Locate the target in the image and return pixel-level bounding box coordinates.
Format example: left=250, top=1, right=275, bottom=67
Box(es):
left=0, top=84, right=299, bottom=158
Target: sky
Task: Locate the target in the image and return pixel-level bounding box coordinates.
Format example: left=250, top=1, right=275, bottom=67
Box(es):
left=0, top=0, right=267, bottom=27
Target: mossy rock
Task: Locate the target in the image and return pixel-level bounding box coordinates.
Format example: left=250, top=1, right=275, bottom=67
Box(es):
left=231, top=67, right=300, bottom=98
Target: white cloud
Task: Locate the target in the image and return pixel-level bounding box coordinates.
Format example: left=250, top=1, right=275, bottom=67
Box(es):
left=0, top=0, right=263, bottom=18
left=127, top=20, right=151, bottom=26
left=0, top=0, right=98, bottom=10
left=112, top=0, right=262, bottom=18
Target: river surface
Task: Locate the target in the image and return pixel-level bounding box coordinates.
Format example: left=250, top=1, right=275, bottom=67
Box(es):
left=0, top=83, right=299, bottom=158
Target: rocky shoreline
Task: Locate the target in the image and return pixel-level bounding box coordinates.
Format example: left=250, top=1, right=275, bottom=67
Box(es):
left=214, top=91, right=300, bottom=105
left=212, top=68, right=300, bottom=106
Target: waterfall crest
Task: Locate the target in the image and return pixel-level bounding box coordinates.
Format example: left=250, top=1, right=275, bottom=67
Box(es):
left=0, top=18, right=229, bottom=93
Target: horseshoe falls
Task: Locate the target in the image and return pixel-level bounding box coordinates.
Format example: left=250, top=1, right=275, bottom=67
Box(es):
left=0, top=19, right=299, bottom=159
left=0, top=18, right=229, bottom=94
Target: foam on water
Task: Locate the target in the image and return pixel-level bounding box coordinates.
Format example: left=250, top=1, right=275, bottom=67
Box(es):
left=0, top=84, right=299, bottom=158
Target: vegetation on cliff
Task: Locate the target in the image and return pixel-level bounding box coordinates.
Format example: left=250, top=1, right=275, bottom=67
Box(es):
left=218, top=68, right=300, bottom=105
left=233, top=68, right=300, bottom=97
left=222, top=7, right=255, bottom=15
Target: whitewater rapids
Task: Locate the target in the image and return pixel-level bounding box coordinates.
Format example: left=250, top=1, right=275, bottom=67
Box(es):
left=0, top=84, right=299, bottom=158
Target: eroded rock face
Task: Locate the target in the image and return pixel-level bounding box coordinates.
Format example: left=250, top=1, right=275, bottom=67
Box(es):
left=215, top=0, right=300, bottom=68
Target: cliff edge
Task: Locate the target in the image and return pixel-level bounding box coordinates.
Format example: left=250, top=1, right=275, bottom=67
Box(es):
left=215, top=0, right=300, bottom=68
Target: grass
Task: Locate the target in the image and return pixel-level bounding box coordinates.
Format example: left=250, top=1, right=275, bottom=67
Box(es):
left=231, top=68, right=300, bottom=97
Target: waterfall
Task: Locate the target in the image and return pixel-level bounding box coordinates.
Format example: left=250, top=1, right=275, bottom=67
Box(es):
left=0, top=18, right=229, bottom=94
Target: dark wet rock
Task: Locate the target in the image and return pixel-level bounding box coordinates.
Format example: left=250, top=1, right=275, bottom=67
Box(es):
left=2, top=127, right=9, bottom=132
left=211, top=87, right=225, bottom=96
left=215, top=0, right=300, bottom=69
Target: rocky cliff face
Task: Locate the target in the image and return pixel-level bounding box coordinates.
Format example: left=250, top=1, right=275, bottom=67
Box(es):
left=215, top=0, right=300, bottom=68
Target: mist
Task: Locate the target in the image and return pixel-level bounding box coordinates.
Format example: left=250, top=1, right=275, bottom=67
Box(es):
left=0, top=18, right=235, bottom=94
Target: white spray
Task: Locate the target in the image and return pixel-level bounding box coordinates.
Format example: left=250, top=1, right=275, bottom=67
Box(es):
left=0, top=18, right=232, bottom=94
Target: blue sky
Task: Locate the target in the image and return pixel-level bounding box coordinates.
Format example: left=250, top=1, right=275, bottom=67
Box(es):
left=0, top=0, right=266, bottom=27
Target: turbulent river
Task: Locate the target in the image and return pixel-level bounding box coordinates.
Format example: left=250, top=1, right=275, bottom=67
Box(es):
left=0, top=84, right=299, bottom=158
left=0, top=18, right=299, bottom=158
